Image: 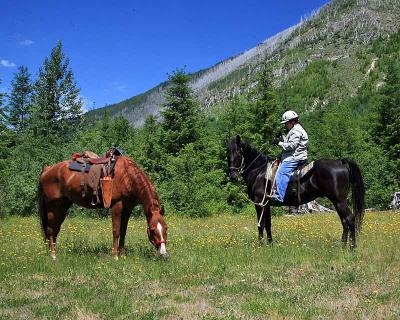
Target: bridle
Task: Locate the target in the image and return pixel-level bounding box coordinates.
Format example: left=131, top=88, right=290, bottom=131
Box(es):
left=229, top=145, right=268, bottom=176
left=229, top=150, right=245, bottom=174
left=147, top=227, right=167, bottom=247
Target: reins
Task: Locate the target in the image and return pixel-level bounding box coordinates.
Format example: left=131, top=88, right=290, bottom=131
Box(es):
left=230, top=145, right=277, bottom=228
left=230, top=146, right=267, bottom=175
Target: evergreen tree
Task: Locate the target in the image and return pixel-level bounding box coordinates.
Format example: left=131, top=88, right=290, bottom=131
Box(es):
left=141, top=115, right=163, bottom=175
left=7, top=66, right=32, bottom=131
left=218, top=95, right=253, bottom=140
left=0, top=78, right=12, bottom=157
left=161, top=69, right=200, bottom=155
left=248, top=67, right=282, bottom=148
left=103, top=116, right=130, bottom=146
left=373, top=60, right=400, bottom=179
left=0, top=79, right=11, bottom=154
left=374, top=63, right=400, bottom=151
left=0, top=79, right=6, bottom=128
left=32, top=41, right=83, bottom=140
left=0, top=80, right=16, bottom=216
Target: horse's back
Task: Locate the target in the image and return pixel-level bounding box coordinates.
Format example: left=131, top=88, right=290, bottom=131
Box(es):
left=39, top=161, right=75, bottom=199
left=312, top=159, right=350, bottom=194
left=314, top=159, right=350, bottom=175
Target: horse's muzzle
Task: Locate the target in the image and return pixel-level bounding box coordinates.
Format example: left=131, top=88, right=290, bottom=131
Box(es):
left=229, top=171, right=239, bottom=182
left=159, top=243, right=168, bottom=259
left=160, top=252, right=169, bottom=259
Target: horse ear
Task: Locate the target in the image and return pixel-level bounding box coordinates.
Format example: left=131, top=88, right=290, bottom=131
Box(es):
left=236, top=135, right=241, bottom=144
left=160, top=205, right=165, bottom=216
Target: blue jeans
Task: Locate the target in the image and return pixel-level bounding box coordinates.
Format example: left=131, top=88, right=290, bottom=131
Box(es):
left=275, top=159, right=300, bottom=202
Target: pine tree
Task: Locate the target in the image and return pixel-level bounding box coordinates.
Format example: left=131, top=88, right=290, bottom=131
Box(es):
left=248, top=67, right=282, bottom=148
left=0, top=79, right=6, bottom=128
left=141, top=115, right=163, bottom=175
left=374, top=61, right=400, bottom=163
left=7, top=66, right=32, bottom=131
left=218, top=95, right=253, bottom=140
left=161, top=69, right=200, bottom=155
left=373, top=60, right=400, bottom=182
left=32, top=41, right=83, bottom=139
left=0, top=79, right=15, bottom=210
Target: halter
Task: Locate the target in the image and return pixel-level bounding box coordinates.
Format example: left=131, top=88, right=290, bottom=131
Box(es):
left=147, top=227, right=167, bottom=246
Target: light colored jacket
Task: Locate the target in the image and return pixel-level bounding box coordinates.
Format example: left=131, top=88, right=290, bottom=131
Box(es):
left=278, top=123, right=308, bottom=161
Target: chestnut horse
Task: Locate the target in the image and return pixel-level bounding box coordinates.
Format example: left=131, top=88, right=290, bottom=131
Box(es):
left=37, top=155, right=168, bottom=260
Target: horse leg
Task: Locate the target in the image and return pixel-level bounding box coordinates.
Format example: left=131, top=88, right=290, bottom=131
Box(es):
left=265, top=205, right=273, bottom=245
left=334, top=200, right=355, bottom=248
left=46, top=201, right=70, bottom=260
left=118, top=209, right=132, bottom=258
left=111, top=201, right=123, bottom=259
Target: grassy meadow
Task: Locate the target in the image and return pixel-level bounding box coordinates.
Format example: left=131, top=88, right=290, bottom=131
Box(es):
left=0, top=211, right=399, bottom=319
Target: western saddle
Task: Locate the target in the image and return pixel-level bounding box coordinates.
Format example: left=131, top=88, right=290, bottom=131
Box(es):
left=266, top=159, right=314, bottom=204
left=68, top=147, right=122, bottom=208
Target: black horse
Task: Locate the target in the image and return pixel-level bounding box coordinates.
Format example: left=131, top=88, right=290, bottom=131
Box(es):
left=227, top=135, right=365, bottom=248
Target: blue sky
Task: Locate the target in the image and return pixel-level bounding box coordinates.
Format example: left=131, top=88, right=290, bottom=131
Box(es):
left=0, top=0, right=330, bottom=111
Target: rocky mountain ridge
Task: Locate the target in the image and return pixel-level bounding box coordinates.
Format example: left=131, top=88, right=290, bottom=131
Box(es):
left=88, top=0, right=400, bottom=126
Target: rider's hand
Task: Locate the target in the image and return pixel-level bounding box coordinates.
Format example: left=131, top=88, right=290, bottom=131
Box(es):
left=272, top=136, right=283, bottom=146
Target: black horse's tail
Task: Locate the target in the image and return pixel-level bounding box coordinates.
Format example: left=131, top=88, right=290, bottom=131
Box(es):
left=341, top=158, right=365, bottom=231
left=37, top=178, right=48, bottom=241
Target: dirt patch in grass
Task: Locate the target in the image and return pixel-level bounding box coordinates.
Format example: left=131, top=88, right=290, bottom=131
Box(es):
left=74, top=307, right=102, bottom=320
left=160, top=286, right=226, bottom=319
left=0, top=306, right=35, bottom=319
left=21, top=289, right=48, bottom=299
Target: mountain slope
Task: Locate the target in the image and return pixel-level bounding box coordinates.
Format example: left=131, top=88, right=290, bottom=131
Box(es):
left=88, top=0, right=400, bottom=126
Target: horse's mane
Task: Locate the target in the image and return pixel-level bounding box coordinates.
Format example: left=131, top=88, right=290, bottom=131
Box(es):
left=241, top=141, right=269, bottom=163
left=119, top=157, right=161, bottom=211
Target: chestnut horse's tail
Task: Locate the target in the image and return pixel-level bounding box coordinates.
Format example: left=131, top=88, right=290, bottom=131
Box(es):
left=341, top=158, right=365, bottom=231
left=37, top=178, right=48, bottom=241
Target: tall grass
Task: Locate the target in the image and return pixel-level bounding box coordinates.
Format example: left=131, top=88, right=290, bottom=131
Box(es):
left=0, top=211, right=399, bottom=319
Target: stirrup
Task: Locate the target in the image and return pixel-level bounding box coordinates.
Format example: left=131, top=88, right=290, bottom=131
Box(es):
left=266, top=193, right=280, bottom=202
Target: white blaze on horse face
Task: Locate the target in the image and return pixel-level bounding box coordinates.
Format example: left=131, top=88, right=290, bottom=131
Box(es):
left=157, top=222, right=167, bottom=255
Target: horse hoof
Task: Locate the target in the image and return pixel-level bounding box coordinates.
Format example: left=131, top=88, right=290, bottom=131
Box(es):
left=268, top=240, right=274, bottom=247
left=51, top=255, right=56, bottom=261
left=113, top=255, right=119, bottom=261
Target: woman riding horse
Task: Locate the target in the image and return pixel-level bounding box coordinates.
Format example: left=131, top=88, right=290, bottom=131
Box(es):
left=270, top=110, right=308, bottom=202
left=227, top=130, right=365, bottom=248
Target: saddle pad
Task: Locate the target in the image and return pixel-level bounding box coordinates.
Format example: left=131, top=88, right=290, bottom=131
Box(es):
left=293, top=161, right=314, bottom=179
left=68, top=161, right=92, bottom=173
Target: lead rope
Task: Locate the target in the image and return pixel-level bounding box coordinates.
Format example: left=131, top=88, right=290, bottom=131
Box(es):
left=257, top=163, right=278, bottom=227
left=238, top=160, right=277, bottom=227
left=231, top=146, right=278, bottom=227
left=237, top=161, right=278, bottom=227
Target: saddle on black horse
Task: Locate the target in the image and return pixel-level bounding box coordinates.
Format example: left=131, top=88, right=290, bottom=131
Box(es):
left=267, top=159, right=314, bottom=204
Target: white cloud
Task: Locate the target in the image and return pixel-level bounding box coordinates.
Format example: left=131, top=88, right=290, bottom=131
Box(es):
left=111, top=81, right=127, bottom=92
left=0, top=59, right=16, bottom=67
left=116, top=85, right=127, bottom=92
left=19, top=39, right=34, bottom=46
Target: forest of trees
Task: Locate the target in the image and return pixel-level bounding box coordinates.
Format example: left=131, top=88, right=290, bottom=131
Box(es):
left=0, top=31, right=399, bottom=218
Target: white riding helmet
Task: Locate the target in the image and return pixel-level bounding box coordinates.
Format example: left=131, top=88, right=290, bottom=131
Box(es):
left=281, top=110, right=299, bottom=123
